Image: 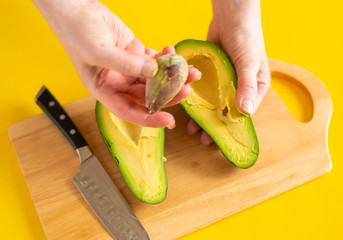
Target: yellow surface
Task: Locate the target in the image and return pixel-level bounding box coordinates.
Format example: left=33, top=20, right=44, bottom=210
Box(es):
left=0, top=0, right=342, bottom=239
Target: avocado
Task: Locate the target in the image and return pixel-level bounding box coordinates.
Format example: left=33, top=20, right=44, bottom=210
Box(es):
left=95, top=102, right=167, bottom=204
left=175, top=39, right=259, bottom=168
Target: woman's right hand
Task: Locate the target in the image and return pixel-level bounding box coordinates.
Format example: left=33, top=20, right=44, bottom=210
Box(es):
left=32, top=0, right=200, bottom=127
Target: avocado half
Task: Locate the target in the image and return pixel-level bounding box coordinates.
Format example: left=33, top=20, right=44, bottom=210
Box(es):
left=95, top=102, right=167, bottom=204
left=175, top=39, right=259, bottom=168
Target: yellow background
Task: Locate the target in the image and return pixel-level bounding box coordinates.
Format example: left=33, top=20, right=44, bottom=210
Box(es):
left=1, top=0, right=342, bottom=239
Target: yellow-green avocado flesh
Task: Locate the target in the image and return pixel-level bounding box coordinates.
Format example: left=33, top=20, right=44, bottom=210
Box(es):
left=95, top=102, right=167, bottom=204
left=175, top=39, right=259, bottom=168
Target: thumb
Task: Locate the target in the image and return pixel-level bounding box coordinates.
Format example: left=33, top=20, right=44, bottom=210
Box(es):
left=207, top=21, right=221, bottom=47
left=87, top=43, right=158, bottom=78
left=235, top=65, right=258, bottom=115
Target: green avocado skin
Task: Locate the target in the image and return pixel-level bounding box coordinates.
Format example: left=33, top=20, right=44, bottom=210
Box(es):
left=175, top=39, right=259, bottom=169
left=95, top=101, right=167, bottom=204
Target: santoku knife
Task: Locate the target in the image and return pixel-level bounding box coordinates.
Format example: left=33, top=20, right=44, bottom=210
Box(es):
left=35, top=86, right=150, bottom=240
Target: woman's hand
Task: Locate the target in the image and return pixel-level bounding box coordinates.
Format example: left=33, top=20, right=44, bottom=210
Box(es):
left=32, top=0, right=200, bottom=128
left=188, top=0, right=271, bottom=145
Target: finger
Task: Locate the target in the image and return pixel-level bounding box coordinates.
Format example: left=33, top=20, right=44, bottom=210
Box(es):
left=93, top=69, right=133, bottom=93
left=135, top=50, right=200, bottom=88
left=98, top=92, right=175, bottom=127
left=125, top=38, right=145, bottom=55
left=162, top=45, right=176, bottom=55
left=200, top=131, right=214, bottom=145
left=207, top=33, right=221, bottom=47
left=187, top=119, right=201, bottom=135
left=135, top=77, right=147, bottom=84
left=136, top=46, right=177, bottom=83
left=127, top=83, right=193, bottom=108
left=207, top=21, right=221, bottom=47
left=145, top=48, right=159, bottom=58
left=235, top=64, right=259, bottom=115
left=86, top=40, right=157, bottom=78
left=155, top=45, right=176, bottom=58
left=163, top=85, right=193, bottom=107
left=133, top=59, right=200, bottom=92
left=255, top=67, right=271, bottom=111
left=185, top=67, right=201, bottom=84
left=125, top=83, right=146, bottom=105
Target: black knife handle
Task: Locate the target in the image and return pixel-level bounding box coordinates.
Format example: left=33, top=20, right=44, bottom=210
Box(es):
left=35, top=86, right=88, bottom=150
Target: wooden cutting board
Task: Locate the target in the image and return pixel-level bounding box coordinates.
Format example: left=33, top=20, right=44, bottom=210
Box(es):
left=9, top=58, right=332, bottom=240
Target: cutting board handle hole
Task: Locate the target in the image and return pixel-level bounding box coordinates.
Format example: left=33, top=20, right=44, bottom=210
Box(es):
left=271, top=72, right=314, bottom=123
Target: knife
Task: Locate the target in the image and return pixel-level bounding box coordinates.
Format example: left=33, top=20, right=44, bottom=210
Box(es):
left=35, top=86, right=150, bottom=240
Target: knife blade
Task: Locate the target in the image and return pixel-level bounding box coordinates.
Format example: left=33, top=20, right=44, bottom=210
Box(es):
left=35, top=86, right=149, bottom=240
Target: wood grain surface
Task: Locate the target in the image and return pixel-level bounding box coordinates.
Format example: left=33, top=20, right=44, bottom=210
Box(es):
left=9, top=58, right=332, bottom=240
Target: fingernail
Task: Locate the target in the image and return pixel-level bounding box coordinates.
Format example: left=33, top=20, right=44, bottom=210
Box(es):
left=186, top=86, right=193, bottom=96
left=167, top=120, right=176, bottom=129
left=242, top=99, right=254, bottom=115
left=196, top=71, right=202, bottom=81
left=167, top=122, right=176, bottom=130
left=142, top=60, right=158, bottom=78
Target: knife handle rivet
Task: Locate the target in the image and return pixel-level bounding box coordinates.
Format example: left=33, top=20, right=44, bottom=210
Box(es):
left=59, top=114, right=66, bottom=120
left=48, top=101, right=55, bottom=107
left=70, top=129, right=76, bottom=135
